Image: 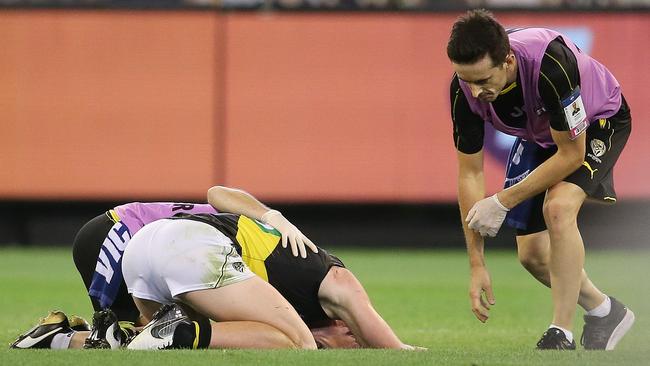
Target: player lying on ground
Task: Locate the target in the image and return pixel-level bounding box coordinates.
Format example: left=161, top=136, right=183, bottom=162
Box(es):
left=11, top=186, right=419, bottom=350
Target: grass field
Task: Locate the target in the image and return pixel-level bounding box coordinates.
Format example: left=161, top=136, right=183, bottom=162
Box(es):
left=1, top=246, right=648, bottom=365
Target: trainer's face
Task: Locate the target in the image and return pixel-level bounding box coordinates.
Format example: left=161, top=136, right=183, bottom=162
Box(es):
left=452, top=53, right=514, bottom=103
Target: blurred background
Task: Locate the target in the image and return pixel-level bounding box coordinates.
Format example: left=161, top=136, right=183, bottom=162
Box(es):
left=0, top=0, right=648, bottom=249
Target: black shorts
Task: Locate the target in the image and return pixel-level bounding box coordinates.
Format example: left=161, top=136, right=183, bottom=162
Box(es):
left=264, top=245, right=345, bottom=327
left=71, top=213, right=140, bottom=322
left=517, top=95, right=632, bottom=235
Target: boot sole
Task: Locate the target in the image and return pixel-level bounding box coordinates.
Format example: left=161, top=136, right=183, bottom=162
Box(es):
left=605, top=309, right=635, bottom=351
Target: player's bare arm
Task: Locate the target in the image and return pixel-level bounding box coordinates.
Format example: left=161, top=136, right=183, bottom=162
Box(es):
left=207, top=186, right=271, bottom=220
left=207, top=185, right=318, bottom=257
left=317, top=266, right=422, bottom=349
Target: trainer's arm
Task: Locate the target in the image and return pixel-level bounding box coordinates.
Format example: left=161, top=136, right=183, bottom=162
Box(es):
left=458, top=150, right=486, bottom=268
left=458, top=150, right=495, bottom=322
left=496, top=128, right=585, bottom=209
left=207, top=186, right=318, bottom=257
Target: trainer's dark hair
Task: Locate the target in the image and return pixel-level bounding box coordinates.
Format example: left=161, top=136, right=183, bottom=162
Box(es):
left=447, top=9, right=510, bottom=66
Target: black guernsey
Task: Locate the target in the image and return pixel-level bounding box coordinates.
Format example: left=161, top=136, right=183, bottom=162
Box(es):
left=172, top=213, right=345, bottom=327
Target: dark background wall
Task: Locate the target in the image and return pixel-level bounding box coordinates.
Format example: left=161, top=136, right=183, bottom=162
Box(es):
left=1, top=201, right=647, bottom=250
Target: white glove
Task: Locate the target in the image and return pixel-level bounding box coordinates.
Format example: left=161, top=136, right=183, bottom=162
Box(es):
left=260, top=209, right=318, bottom=258
left=466, top=194, right=509, bottom=237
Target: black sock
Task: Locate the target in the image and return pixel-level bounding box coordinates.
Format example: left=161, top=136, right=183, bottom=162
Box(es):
left=170, top=321, right=198, bottom=349
left=193, top=316, right=212, bottom=349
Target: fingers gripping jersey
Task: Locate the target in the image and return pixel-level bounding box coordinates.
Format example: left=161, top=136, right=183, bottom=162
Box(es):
left=172, top=213, right=345, bottom=326
left=89, top=203, right=217, bottom=309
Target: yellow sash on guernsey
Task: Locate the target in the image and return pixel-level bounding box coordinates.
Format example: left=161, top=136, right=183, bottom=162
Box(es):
left=235, top=216, right=281, bottom=282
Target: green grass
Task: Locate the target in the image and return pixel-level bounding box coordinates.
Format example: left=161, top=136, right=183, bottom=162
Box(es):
left=1, top=247, right=649, bottom=365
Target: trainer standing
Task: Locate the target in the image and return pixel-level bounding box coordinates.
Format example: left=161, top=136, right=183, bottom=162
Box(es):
left=446, top=10, right=634, bottom=350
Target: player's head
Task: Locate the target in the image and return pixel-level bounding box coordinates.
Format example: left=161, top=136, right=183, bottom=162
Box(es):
left=310, top=320, right=360, bottom=349
left=447, top=9, right=515, bottom=102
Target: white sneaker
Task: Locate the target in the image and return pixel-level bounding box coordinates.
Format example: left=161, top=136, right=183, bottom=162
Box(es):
left=581, top=296, right=635, bottom=350
left=126, top=304, right=196, bottom=350
left=11, top=311, right=79, bottom=349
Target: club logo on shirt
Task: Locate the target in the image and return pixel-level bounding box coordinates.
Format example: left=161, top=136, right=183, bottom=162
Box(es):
left=232, top=262, right=246, bottom=273
left=590, top=139, right=606, bottom=158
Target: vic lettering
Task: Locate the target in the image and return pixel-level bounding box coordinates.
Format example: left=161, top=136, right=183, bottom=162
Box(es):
left=94, top=222, right=131, bottom=284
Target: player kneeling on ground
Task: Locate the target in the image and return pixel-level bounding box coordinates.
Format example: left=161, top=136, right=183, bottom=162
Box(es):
left=11, top=186, right=421, bottom=350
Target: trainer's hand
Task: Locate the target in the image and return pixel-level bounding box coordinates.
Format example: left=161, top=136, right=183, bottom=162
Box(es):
left=260, top=209, right=318, bottom=258
left=469, top=266, right=495, bottom=323
left=466, top=194, right=509, bottom=237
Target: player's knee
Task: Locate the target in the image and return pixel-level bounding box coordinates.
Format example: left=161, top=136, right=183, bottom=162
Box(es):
left=288, top=329, right=318, bottom=350
left=297, top=337, right=318, bottom=350
left=518, top=250, right=547, bottom=274
left=275, top=314, right=318, bottom=349
left=542, top=198, right=578, bottom=231
left=517, top=242, right=548, bottom=271
left=261, top=322, right=316, bottom=350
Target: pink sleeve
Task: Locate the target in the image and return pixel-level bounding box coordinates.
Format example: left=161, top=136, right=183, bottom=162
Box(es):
left=113, top=202, right=217, bottom=235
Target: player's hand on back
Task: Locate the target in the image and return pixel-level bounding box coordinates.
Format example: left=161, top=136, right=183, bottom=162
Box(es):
left=261, top=209, right=318, bottom=258
left=469, top=266, right=496, bottom=323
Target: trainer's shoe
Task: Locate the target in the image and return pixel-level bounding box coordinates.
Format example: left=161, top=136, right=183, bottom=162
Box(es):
left=536, top=328, right=576, bottom=350
left=10, top=311, right=73, bottom=349
left=581, top=296, right=635, bottom=350
left=126, top=304, right=196, bottom=350
left=83, top=309, right=134, bottom=349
